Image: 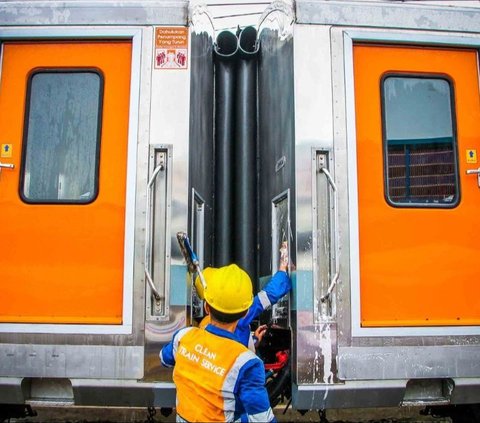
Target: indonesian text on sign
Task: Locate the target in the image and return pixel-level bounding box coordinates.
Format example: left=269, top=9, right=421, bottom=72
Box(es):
left=154, top=27, right=188, bottom=70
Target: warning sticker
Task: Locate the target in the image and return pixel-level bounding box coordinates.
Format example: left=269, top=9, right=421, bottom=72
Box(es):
left=1, top=144, right=12, bottom=158
left=466, top=149, right=477, bottom=164
left=154, top=27, right=188, bottom=70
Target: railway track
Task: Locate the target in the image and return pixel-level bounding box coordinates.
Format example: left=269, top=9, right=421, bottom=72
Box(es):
left=6, top=405, right=453, bottom=423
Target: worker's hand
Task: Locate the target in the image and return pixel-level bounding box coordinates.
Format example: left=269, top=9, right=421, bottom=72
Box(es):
left=253, top=324, right=268, bottom=345
left=279, top=241, right=288, bottom=271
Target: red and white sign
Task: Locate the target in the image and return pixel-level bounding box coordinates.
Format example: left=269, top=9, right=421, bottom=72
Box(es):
left=154, top=27, right=188, bottom=70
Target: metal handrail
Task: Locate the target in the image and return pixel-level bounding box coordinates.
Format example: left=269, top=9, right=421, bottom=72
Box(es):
left=144, top=164, right=165, bottom=302
left=320, top=167, right=340, bottom=303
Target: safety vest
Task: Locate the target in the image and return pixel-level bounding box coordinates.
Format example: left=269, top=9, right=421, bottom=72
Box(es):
left=199, top=314, right=256, bottom=351
left=172, top=326, right=259, bottom=422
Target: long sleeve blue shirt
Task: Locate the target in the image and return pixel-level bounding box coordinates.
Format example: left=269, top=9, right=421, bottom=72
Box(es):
left=236, top=270, right=291, bottom=348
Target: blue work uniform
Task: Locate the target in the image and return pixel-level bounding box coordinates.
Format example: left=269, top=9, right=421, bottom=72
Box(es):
left=238, top=270, right=291, bottom=349
left=160, top=324, right=276, bottom=422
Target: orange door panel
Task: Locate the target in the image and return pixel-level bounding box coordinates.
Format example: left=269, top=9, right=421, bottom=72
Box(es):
left=354, top=45, right=480, bottom=327
left=0, top=42, right=132, bottom=324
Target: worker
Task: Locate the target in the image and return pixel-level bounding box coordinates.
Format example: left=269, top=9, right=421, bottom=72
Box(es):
left=197, top=242, right=291, bottom=350
left=160, top=264, right=276, bottom=422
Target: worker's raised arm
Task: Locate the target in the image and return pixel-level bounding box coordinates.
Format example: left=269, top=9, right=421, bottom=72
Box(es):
left=236, top=242, right=292, bottom=344
left=278, top=241, right=289, bottom=272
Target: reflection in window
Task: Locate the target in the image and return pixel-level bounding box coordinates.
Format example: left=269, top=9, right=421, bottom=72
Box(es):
left=21, top=71, right=103, bottom=203
left=382, top=76, right=458, bottom=206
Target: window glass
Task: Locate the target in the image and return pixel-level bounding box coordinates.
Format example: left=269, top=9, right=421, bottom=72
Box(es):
left=382, top=76, right=458, bottom=206
left=22, top=71, right=102, bottom=203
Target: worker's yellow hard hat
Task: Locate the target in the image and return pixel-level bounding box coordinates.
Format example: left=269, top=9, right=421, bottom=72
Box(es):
left=194, top=267, right=216, bottom=300
left=195, top=264, right=253, bottom=314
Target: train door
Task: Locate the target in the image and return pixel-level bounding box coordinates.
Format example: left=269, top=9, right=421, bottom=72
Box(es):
left=0, top=41, right=132, bottom=325
left=353, top=45, right=480, bottom=328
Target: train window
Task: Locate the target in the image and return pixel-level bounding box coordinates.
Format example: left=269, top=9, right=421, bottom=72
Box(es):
left=381, top=75, right=459, bottom=207
left=21, top=70, right=103, bottom=203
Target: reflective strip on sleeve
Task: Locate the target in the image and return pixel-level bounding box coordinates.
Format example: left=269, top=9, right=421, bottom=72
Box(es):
left=257, top=290, right=271, bottom=310
left=159, top=349, right=173, bottom=367
left=247, top=334, right=256, bottom=352
left=173, top=327, right=195, bottom=358
left=248, top=408, right=275, bottom=422
left=222, top=349, right=258, bottom=416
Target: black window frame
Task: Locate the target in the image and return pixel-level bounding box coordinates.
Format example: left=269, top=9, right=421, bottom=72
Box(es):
left=19, top=68, right=104, bottom=205
left=380, top=72, right=460, bottom=209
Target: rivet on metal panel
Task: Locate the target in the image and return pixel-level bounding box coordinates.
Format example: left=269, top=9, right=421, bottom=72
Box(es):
left=157, top=152, right=166, bottom=171
left=316, top=154, right=326, bottom=172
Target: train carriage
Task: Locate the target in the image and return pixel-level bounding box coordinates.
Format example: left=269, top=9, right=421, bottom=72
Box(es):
left=0, top=0, right=197, bottom=409
left=286, top=0, right=480, bottom=411
left=1, top=0, right=480, bottom=420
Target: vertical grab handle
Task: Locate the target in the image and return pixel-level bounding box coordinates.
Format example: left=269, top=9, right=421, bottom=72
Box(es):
left=145, top=163, right=165, bottom=302
left=319, top=167, right=339, bottom=303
